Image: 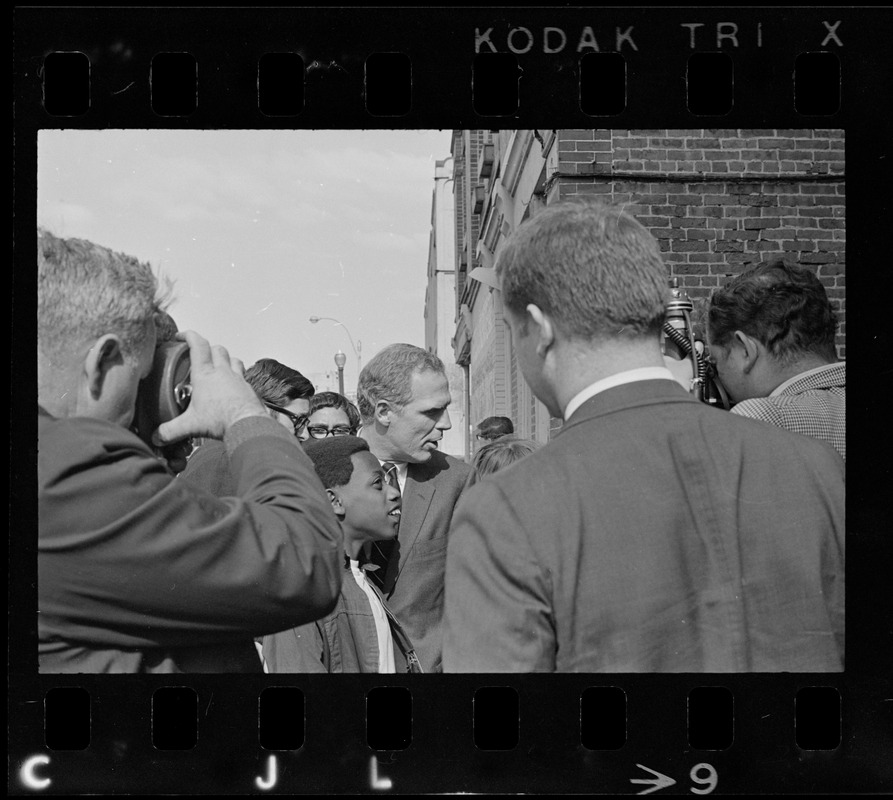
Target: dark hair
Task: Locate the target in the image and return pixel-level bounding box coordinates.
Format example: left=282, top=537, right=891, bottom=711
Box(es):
left=496, top=199, right=669, bottom=339
left=154, top=310, right=180, bottom=343
left=707, top=258, right=838, bottom=364
left=303, top=435, right=370, bottom=489
left=469, top=436, right=541, bottom=486
left=357, top=343, right=445, bottom=422
left=476, top=416, right=514, bottom=438
left=309, top=391, right=361, bottom=431
left=244, top=358, right=315, bottom=405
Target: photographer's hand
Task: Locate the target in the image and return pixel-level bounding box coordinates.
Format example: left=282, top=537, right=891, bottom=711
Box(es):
left=154, top=330, right=267, bottom=445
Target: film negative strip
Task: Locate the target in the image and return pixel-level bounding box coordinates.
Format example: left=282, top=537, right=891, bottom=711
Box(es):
left=11, top=5, right=892, bottom=795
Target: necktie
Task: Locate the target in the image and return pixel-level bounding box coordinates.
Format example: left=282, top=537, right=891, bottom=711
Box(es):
left=366, top=462, right=400, bottom=590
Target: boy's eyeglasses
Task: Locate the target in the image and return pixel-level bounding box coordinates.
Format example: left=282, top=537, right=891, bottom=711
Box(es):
left=476, top=434, right=502, bottom=442
left=265, top=402, right=310, bottom=437
left=307, top=425, right=355, bottom=439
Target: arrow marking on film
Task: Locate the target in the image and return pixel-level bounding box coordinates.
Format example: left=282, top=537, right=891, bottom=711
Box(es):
left=630, top=763, right=676, bottom=795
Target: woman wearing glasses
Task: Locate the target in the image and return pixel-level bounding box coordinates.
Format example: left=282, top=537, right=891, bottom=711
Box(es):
left=306, top=392, right=362, bottom=440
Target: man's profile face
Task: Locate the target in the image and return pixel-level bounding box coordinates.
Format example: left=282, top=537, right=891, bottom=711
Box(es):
left=338, top=450, right=402, bottom=541
left=384, top=369, right=452, bottom=463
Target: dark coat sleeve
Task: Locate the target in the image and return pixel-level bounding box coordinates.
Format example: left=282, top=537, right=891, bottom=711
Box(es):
left=38, top=414, right=343, bottom=650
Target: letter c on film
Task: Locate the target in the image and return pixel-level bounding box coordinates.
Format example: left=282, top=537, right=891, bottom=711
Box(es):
left=20, top=755, right=51, bottom=790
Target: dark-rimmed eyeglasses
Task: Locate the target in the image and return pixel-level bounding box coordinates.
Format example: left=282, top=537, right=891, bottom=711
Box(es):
left=265, top=402, right=310, bottom=437
left=307, top=425, right=355, bottom=439
left=476, top=433, right=503, bottom=443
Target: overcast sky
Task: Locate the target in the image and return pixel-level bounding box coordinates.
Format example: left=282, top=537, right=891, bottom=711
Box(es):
left=38, top=129, right=453, bottom=394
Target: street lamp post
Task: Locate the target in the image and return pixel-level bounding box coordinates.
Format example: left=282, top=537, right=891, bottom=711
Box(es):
left=334, top=350, right=347, bottom=395
left=309, top=316, right=362, bottom=380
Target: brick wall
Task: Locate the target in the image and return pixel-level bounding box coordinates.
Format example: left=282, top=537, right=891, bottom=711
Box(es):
left=557, top=129, right=846, bottom=357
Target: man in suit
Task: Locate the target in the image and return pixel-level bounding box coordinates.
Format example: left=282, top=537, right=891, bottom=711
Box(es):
left=357, top=343, right=471, bottom=673
left=442, top=200, right=845, bottom=673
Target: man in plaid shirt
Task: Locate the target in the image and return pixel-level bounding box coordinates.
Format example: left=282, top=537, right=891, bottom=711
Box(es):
left=706, top=258, right=845, bottom=461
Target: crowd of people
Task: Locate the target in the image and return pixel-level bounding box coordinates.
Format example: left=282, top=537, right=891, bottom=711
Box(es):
left=36, top=197, right=845, bottom=674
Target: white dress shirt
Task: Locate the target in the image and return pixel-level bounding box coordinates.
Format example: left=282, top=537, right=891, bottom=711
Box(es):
left=349, top=558, right=395, bottom=673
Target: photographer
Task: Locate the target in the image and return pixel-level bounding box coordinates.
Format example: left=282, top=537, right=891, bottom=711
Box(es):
left=707, top=258, right=846, bottom=460
left=37, top=229, right=342, bottom=673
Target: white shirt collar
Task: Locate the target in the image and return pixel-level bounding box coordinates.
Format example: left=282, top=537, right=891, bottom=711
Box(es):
left=563, top=367, right=678, bottom=421
left=770, top=362, right=844, bottom=396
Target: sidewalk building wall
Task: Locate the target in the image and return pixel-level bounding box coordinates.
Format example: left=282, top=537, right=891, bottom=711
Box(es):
left=424, top=157, right=467, bottom=459
left=443, top=129, right=845, bottom=450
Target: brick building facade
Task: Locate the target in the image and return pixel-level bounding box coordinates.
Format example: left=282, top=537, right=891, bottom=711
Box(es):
left=442, top=129, right=845, bottom=456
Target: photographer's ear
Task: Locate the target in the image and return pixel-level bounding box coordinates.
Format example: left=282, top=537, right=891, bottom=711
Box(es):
left=733, top=330, right=763, bottom=374
left=83, top=335, right=125, bottom=399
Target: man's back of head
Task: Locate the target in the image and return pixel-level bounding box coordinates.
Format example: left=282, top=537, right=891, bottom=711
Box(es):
left=494, top=200, right=672, bottom=418
left=37, top=228, right=166, bottom=424
left=38, top=227, right=161, bottom=366
left=708, top=258, right=838, bottom=365
left=476, top=416, right=514, bottom=440
left=706, top=258, right=839, bottom=403
left=497, top=199, right=670, bottom=342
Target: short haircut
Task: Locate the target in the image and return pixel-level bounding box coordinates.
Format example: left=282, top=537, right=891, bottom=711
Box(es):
left=303, top=435, right=370, bottom=489
left=476, top=416, right=514, bottom=438
left=469, top=436, right=541, bottom=486
left=357, top=343, right=445, bottom=422
left=37, top=227, right=168, bottom=360
left=310, top=391, right=362, bottom=431
left=707, top=258, right=838, bottom=364
left=496, top=199, right=669, bottom=339
left=244, top=358, right=315, bottom=405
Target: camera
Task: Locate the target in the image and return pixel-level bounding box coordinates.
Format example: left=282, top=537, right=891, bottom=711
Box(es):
left=661, top=280, right=731, bottom=409
left=133, top=340, right=192, bottom=446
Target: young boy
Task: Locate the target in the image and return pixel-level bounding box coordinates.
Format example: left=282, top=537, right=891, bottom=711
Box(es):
left=262, top=436, right=422, bottom=673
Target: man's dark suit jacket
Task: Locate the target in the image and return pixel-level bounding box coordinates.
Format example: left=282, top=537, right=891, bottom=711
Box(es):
left=377, top=450, right=471, bottom=673
left=443, top=380, right=845, bottom=673
left=39, top=410, right=342, bottom=673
